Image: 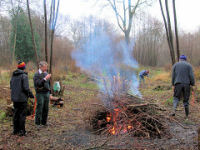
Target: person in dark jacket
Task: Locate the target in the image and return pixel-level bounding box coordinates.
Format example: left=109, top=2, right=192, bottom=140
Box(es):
left=33, top=61, right=51, bottom=126
left=10, top=61, right=34, bottom=136
left=171, top=55, right=195, bottom=119
left=139, top=70, right=149, bottom=84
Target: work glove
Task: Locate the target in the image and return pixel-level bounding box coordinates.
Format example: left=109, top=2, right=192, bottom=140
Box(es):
left=29, top=91, right=34, bottom=98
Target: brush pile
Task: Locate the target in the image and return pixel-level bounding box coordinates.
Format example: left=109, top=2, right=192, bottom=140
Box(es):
left=87, top=94, right=169, bottom=138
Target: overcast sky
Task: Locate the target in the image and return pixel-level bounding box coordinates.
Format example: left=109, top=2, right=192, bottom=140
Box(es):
left=58, top=0, right=200, bottom=33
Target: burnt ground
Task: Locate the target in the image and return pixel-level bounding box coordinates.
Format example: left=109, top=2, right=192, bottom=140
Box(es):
left=0, top=72, right=199, bottom=150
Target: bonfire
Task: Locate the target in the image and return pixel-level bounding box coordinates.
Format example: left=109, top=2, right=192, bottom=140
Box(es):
left=86, top=75, right=169, bottom=138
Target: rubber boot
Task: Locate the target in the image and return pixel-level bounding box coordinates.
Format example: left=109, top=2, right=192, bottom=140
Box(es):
left=185, top=106, right=189, bottom=118
left=171, top=97, right=179, bottom=116
left=171, top=108, right=176, bottom=116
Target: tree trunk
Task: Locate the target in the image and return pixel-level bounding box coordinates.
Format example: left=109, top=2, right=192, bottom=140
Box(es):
left=125, top=31, right=130, bottom=44
left=10, top=0, right=17, bottom=64
left=159, top=0, right=175, bottom=65
left=26, top=0, right=39, bottom=65
left=12, top=31, right=17, bottom=64
left=49, top=29, right=55, bottom=90
left=165, top=0, right=175, bottom=64
left=49, top=29, right=54, bottom=74
left=44, top=0, right=48, bottom=62
left=172, top=0, right=180, bottom=61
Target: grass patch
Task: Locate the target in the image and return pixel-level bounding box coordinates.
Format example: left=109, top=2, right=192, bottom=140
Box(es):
left=194, top=68, right=200, bottom=80
left=64, top=71, right=98, bottom=90
left=0, top=70, right=11, bottom=85
left=165, top=97, right=173, bottom=106
left=0, top=111, right=6, bottom=122
left=152, top=72, right=170, bottom=83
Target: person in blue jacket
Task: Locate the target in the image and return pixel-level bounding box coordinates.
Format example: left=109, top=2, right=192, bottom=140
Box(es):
left=139, top=70, right=149, bottom=84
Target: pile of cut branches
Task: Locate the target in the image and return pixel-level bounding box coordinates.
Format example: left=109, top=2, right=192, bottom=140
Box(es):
left=86, top=94, right=169, bottom=138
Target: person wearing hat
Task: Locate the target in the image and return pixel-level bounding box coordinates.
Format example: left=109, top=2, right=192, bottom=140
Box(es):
left=33, top=61, right=51, bottom=126
left=171, top=54, right=195, bottom=119
left=10, top=61, right=34, bottom=136
left=139, top=70, right=149, bottom=84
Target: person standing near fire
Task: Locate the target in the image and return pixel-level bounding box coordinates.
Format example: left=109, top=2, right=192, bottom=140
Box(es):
left=10, top=61, right=34, bottom=136
left=171, top=55, right=195, bottom=120
left=139, top=70, right=149, bottom=84
left=33, top=61, right=51, bottom=126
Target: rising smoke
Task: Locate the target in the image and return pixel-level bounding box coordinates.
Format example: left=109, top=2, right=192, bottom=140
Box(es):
left=72, top=27, right=141, bottom=106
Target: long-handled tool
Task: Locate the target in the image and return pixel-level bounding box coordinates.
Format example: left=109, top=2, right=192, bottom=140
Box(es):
left=32, top=97, right=37, bottom=118
left=191, top=91, right=195, bottom=106
left=27, top=97, right=37, bottom=120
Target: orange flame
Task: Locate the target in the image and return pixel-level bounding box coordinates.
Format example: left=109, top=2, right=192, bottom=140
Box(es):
left=106, top=116, right=111, bottom=122
left=128, top=125, right=133, bottom=130
left=106, top=108, right=133, bottom=135
left=109, top=126, right=116, bottom=135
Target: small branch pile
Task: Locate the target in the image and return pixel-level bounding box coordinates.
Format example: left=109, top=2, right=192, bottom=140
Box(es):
left=87, top=94, right=169, bottom=138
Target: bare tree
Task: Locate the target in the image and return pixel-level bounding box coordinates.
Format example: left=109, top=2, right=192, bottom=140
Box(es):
left=134, top=14, right=164, bottom=66
left=159, top=0, right=175, bottom=65
left=49, top=0, right=60, bottom=74
left=159, top=0, right=180, bottom=64
left=105, top=0, right=152, bottom=44
left=172, top=0, right=180, bottom=61
left=0, top=16, right=11, bottom=65
left=10, top=0, right=17, bottom=64
left=44, top=0, right=48, bottom=62
left=26, top=0, right=39, bottom=65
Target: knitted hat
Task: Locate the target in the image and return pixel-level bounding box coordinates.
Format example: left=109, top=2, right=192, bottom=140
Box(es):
left=18, top=61, right=26, bottom=70
left=179, top=55, right=187, bottom=61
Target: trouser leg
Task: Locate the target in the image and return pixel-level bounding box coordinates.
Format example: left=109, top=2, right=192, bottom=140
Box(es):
left=35, top=94, right=44, bottom=125
left=173, top=97, right=179, bottom=111
left=172, top=84, right=182, bottom=115
left=139, top=75, right=144, bottom=84
left=18, top=102, right=27, bottom=134
left=13, top=102, right=20, bottom=134
left=183, top=84, right=190, bottom=117
left=42, top=93, right=49, bottom=125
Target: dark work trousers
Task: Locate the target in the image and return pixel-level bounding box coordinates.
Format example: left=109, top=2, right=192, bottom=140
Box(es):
left=13, top=102, right=27, bottom=134
left=139, top=75, right=145, bottom=84
left=173, top=83, right=190, bottom=116
left=35, top=93, right=50, bottom=125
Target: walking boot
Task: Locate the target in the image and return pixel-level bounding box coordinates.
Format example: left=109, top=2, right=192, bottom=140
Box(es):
left=171, top=108, right=176, bottom=116
left=185, top=106, right=189, bottom=120
left=171, top=97, right=179, bottom=116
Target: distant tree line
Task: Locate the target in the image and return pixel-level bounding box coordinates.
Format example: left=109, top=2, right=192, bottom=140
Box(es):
left=0, top=0, right=200, bottom=71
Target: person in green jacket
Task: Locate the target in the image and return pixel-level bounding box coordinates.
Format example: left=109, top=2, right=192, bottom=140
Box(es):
left=33, top=61, right=51, bottom=126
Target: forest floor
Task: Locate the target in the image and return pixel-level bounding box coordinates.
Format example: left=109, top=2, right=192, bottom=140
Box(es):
left=0, top=68, right=200, bottom=150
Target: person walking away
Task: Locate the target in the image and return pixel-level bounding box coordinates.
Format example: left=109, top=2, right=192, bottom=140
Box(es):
left=171, top=55, right=195, bottom=120
left=33, top=61, right=51, bottom=126
left=139, top=70, right=149, bottom=84
left=10, top=61, right=34, bottom=136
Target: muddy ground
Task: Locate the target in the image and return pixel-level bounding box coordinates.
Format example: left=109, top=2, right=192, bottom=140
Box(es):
left=0, top=74, right=199, bottom=150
